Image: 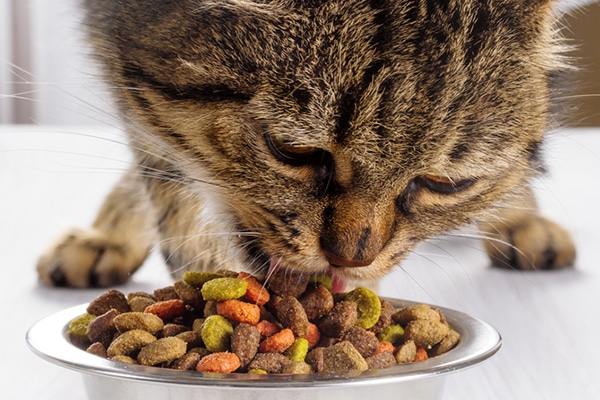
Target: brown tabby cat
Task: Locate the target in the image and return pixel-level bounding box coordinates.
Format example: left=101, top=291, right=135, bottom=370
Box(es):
left=37, top=0, right=576, bottom=291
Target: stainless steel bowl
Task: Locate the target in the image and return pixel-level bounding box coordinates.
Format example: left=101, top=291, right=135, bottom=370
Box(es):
left=26, top=299, right=501, bottom=400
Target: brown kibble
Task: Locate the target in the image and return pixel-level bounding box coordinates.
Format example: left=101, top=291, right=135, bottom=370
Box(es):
left=175, top=330, right=204, bottom=350
left=203, top=300, right=218, bottom=317
left=275, top=296, right=309, bottom=337
left=161, top=323, right=191, bottom=337
left=392, top=304, right=442, bottom=326
left=429, top=329, right=460, bottom=356
left=369, top=299, right=395, bottom=334
left=106, top=329, right=157, bottom=358
left=366, top=351, right=396, bottom=369
left=341, top=326, right=380, bottom=358
left=267, top=269, right=310, bottom=298
left=174, top=279, right=205, bottom=310
left=153, top=286, right=179, bottom=301
left=188, top=347, right=212, bottom=359
left=320, top=341, right=368, bottom=372
left=299, top=283, right=334, bottom=320
left=305, top=347, right=325, bottom=373
left=395, top=340, right=417, bottom=364
left=113, top=312, right=164, bottom=334
left=110, top=355, right=138, bottom=364
left=192, top=318, right=205, bottom=332
left=87, top=289, right=130, bottom=315
left=127, top=291, right=154, bottom=302
left=170, top=352, right=201, bottom=370
left=318, top=301, right=357, bottom=338
left=231, top=323, right=261, bottom=369
left=86, top=342, right=107, bottom=358
left=87, top=309, right=119, bottom=348
left=137, top=337, right=187, bottom=366
left=403, top=319, right=450, bottom=349
left=128, top=296, right=156, bottom=313
left=247, top=353, right=292, bottom=374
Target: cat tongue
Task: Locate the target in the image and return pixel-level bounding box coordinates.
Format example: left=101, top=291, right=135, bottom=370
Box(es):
left=328, top=271, right=347, bottom=293
left=268, top=259, right=347, bottom=293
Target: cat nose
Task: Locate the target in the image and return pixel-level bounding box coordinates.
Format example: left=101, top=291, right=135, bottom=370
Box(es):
left=320, top=194, right=395, bottom=269
left=324, top=250, right=373, bottom=268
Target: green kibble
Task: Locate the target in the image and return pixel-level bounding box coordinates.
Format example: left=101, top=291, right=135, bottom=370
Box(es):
left=377, top=324, right=405, bottom=345
left=346, top=287, right=381, bottom=329
left=201, top=315, right=234, bottom=352
left=201, top=277, right=248, bottom=301
left=182, top=271, right=222, bottom=288
left=68, top=313, right=96, bottom=341
left=285, top=338, right=310, bottom=362
left=247, top=369, right=268, bottom=375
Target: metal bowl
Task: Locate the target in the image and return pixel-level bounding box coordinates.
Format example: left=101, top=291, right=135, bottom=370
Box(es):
left=26, top=299, right=501, bottom=400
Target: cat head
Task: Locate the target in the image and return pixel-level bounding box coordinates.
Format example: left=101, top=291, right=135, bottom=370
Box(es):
left=85, top=0, right=565, bottom=284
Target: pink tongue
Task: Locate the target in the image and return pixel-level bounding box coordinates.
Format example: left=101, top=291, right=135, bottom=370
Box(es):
left=330, top=273, right=347, bottom=293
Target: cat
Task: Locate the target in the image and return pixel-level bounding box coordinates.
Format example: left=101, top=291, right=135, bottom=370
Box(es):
left=37, top=0, right=576, bottom=291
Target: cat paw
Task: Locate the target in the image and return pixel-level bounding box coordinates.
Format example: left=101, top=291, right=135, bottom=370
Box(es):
left=37, top=228, right=140, bottom=288
left=481, top=213, right=576, bottom=271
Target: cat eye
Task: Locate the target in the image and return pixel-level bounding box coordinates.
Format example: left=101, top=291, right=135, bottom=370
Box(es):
left=416, top=175, right=477, bottom=195
left=264, top=133, right=321, bottom=166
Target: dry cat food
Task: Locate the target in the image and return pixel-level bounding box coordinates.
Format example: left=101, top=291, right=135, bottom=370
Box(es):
left=68, top=270, right=460, bottom=374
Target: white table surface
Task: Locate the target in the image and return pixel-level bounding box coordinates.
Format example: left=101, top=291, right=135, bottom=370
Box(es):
left=1, top=125, right=599, bottom=399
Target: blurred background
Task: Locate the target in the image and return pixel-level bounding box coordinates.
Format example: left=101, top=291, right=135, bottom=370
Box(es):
left=0, top=0, right=600, bottom=126
left=0, top=0, right=598, bottom=127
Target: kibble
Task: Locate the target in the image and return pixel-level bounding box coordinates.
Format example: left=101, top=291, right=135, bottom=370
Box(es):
left=231, top=323, right=261, bottom=369
left=201, top=315, right=233, bottom=353
left=196, top=352, right=241, bottom=373
left=106, top=329, right=157, bottom=358
left=275, top=296, right=309, bottom=337
left=201, top=277, right=248, bottom=301
left=345, top=287, right=381, bottom=330
left=137, top=337, right=187, bottom=366
left=86, top=309, right=119, bottom=348
left=68, top=270, right=460, bottom=375
left=113, top=312, right=163, bottom=334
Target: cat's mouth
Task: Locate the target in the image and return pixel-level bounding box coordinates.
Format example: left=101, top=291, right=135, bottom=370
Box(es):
left=244, top=239, right=373, bottom=293
left=267, top=258, right=349, bottom=293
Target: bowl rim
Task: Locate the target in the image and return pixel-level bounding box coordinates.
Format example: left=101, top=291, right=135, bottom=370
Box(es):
left=26, top=298, right=501, bottom=389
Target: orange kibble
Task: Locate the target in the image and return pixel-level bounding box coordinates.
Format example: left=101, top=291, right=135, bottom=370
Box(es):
left=413, top=347, right=429, bottom=362
left=196, top=352, right=241, bottom=373
left=255, top=320, right=281, bottom=338
left=238, top=272, right=270, bottom=306
left=302, top=322, right=321, bottom=348
left=259, top=328, right=295, bottom=353
left=375, top=340, right=395, bottom=355
left=144, top=299, right=186, bottom=321
left=216, top=299, right=261, bottom=325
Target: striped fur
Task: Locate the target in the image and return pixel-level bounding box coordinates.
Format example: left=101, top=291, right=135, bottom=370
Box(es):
left=37, top=0, right=575, bottom=288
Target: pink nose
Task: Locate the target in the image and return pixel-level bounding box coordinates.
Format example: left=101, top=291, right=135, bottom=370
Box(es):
left=324, top=251, right=373, bottom=269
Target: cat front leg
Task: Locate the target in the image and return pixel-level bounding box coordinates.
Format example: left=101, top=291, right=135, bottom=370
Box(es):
left=479, top=186, right=576, bottom=270
left=37, top=168, right=156, bottom=287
